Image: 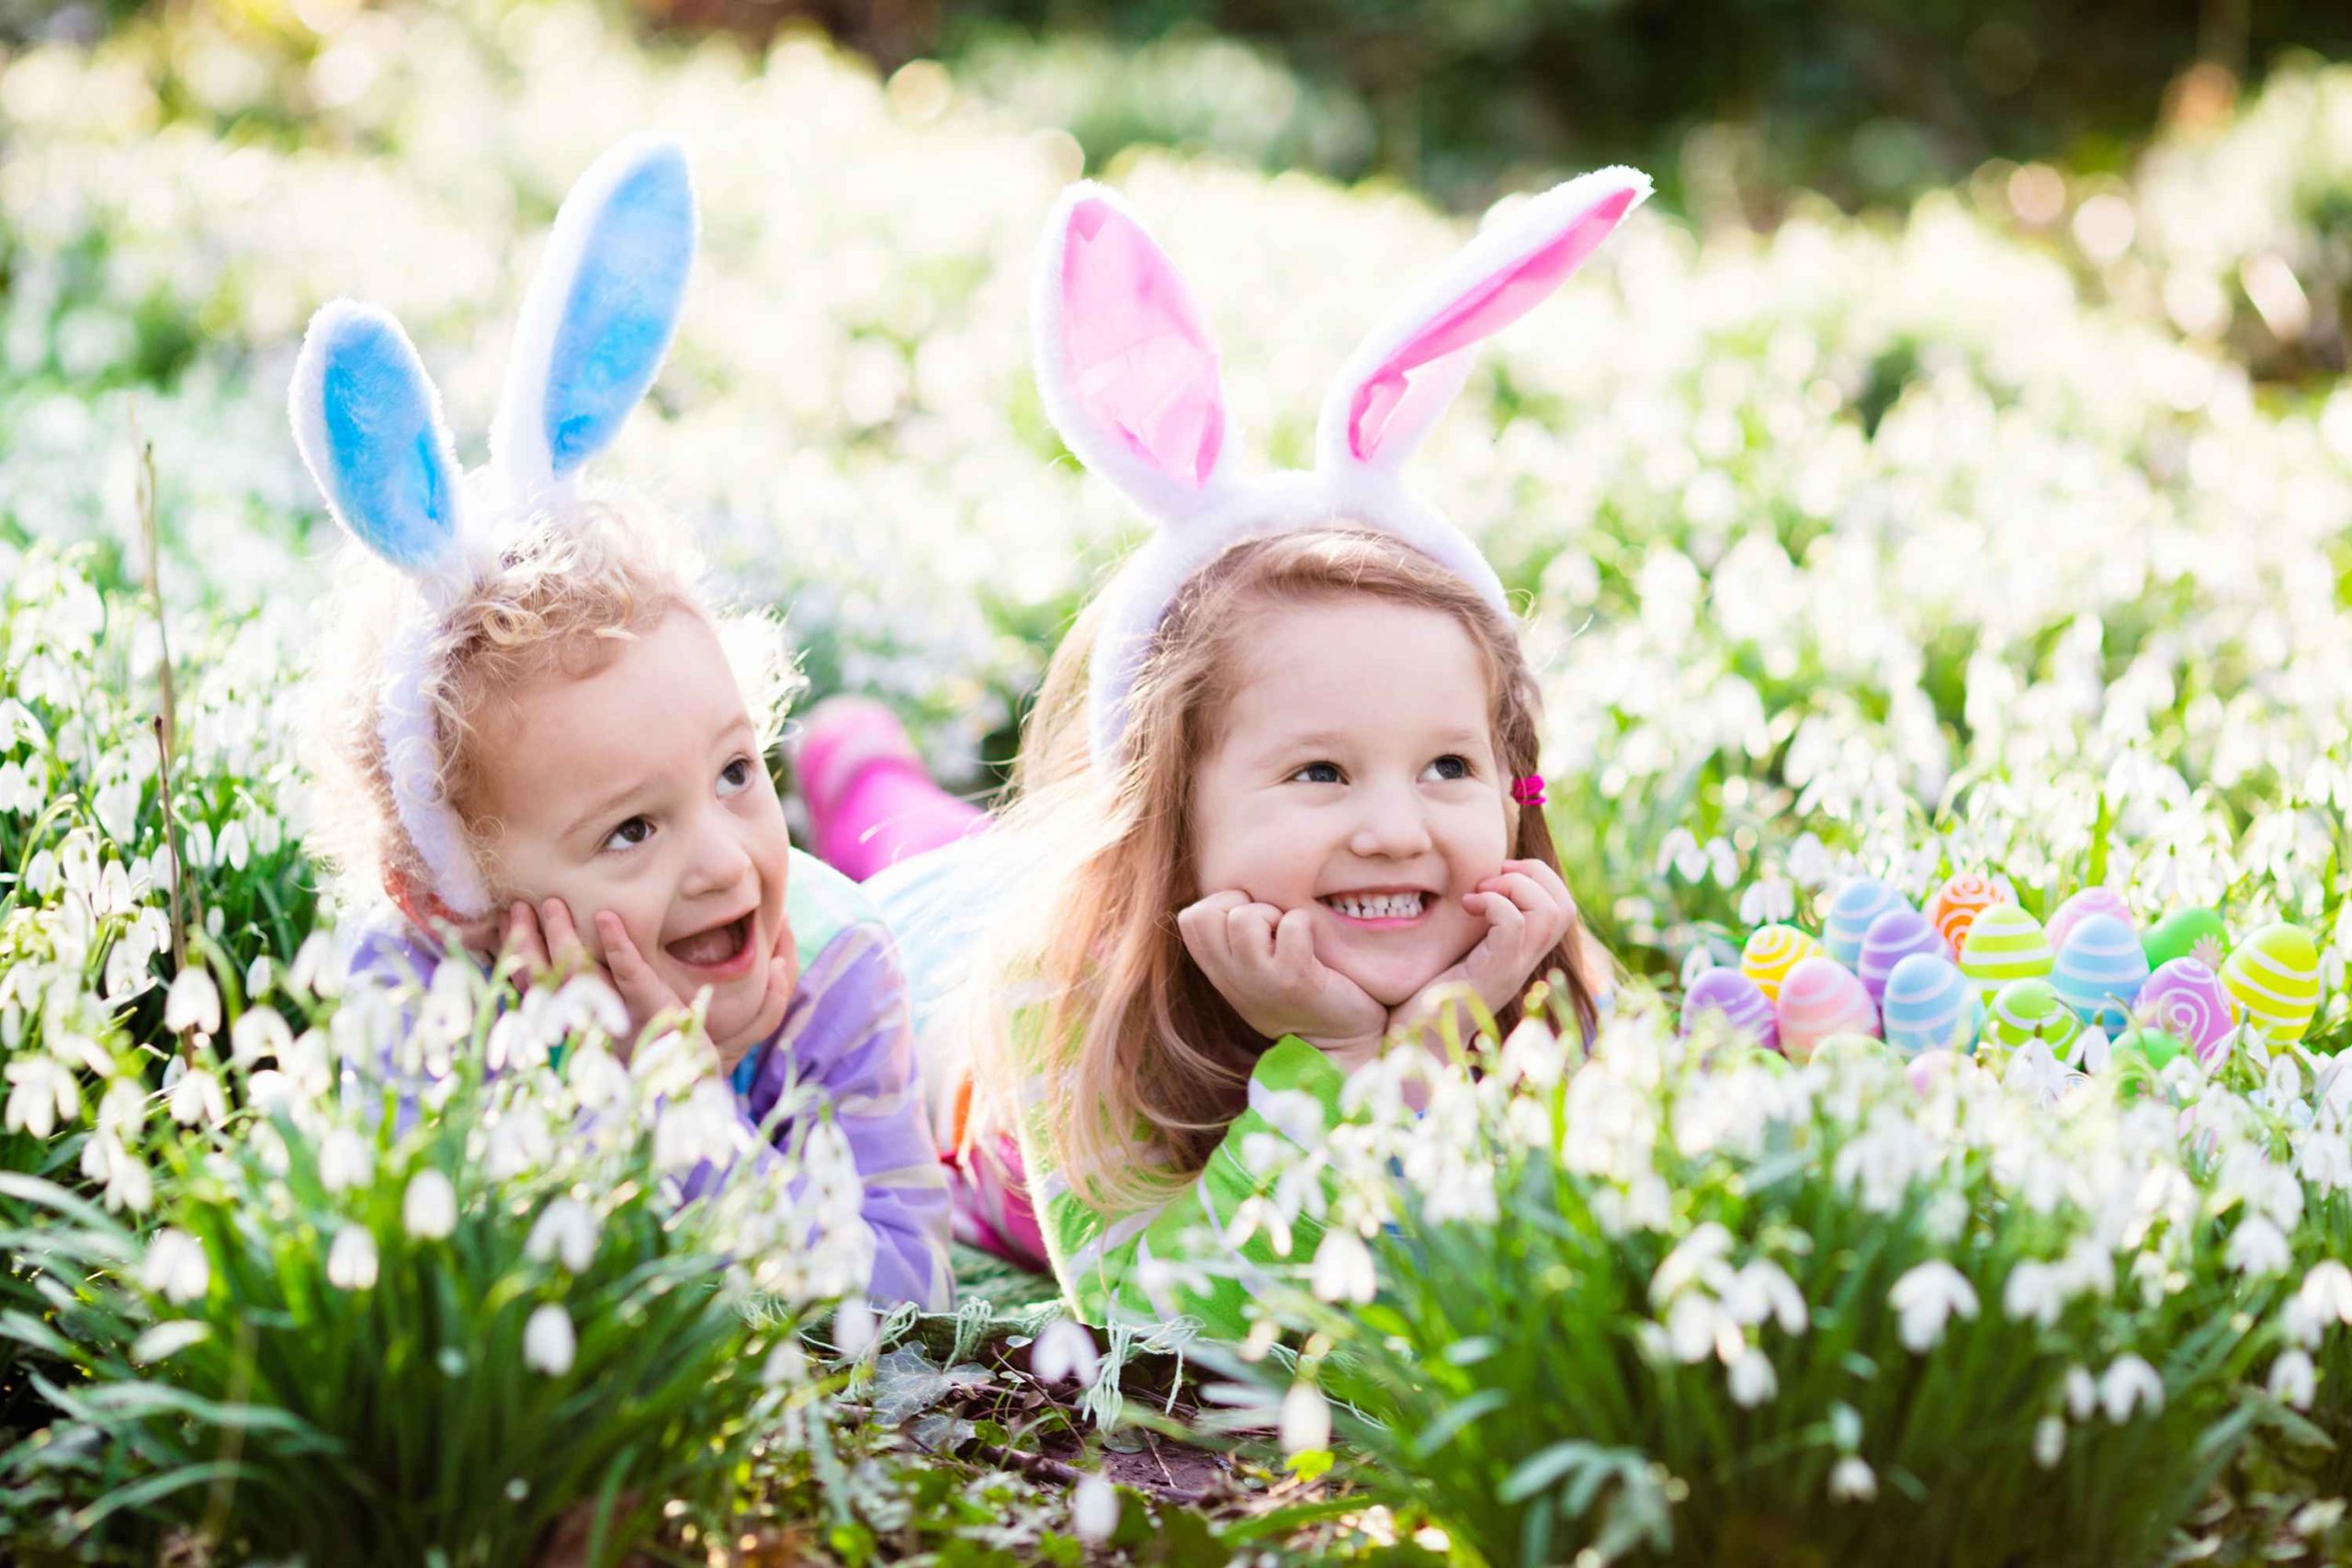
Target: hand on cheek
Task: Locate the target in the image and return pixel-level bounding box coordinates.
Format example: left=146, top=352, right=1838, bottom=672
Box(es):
left=1178, top=889, right=1390, bottom=1070
left=1392, top=859, right=1577, bottom=1046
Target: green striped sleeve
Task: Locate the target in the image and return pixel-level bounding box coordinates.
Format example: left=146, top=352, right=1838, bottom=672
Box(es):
left=1019, top=1035, right=1348, bottom=1337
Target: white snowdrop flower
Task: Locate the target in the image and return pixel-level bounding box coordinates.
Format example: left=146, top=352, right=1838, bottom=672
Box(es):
left=761, top=1339, right=808, bottom=1387
left=2003, top=1260, right=2066, bottom=1328
left=83, top=1131, right=153, bottom=1212
left=317, top=1129, right=372, bottom=1193
left=2269, top=1349, right=2318, bottom=1411
left=245, top=954, right=273, bottom=1002
left=141, top=1228, right=208, bottom=1304
left=326, top=1224, right=379, bottom=1291
left=1827, top=1456, right=1877, bottom=1503
left=525, top=1197, right=596, bottom=1274
left=1727, top=1348, right=1778, bottom=1407
left=833, top=1297, right=877, bottom=1358
left=1279, top=1381, right=1332, bottom=1455
left=4, top=1055, right=79, bottom=1139
left=166, top=1065, right=225, bottom=1127
left=1737, top=877, right=1796, bottom=927
left=1724, top=1260, right=1808, bottom=1335
left=218, top=819, right=250, bottom=872
left=1787, top=834, right=1833, bottom=888
left=1650, top=1222, right=1735, bottom=1303
left=401, top=1170, right=458, bottom=1240
left=2300, top=1262, right=2352, bottom=1329
left=523, top=1303, right=576, bottom=1377
left=163, top=966, right=220, bottom=1036
left=1664, top=1293, right=1732, bottom=1365
left=230, top=1004, right=292, bottom=1066
left=2098, top=1355, right=2165, bottom=1422
left=131, top=1321, right=210, bottom=1365
left=1657, top=827, right=1706, bottom=881
left=95, top=1077, right=146, bottom=1142
left=2227, top=1216, right=2292, bottom=1277
left=1310, top=1228, right=1377, bottom=1304
left=1705, top=838, right=1738, bottom=886
left=1032, top=1317, right=1100, bottom=1385
left=1890, top=1261, right=1979, bottom=1352
left=288, top=931, right=339, bottom=998
left=1070, top=1473, right=1121, bottom=1544
left=2032, top=1415, right=2066, bottom=1470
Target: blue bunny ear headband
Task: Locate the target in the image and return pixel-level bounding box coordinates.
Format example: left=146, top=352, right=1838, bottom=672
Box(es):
left=289, top=133, right=697, bottom=921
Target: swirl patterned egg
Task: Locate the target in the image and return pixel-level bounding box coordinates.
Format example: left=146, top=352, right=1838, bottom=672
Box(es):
left=1959, top=905, right=2055, bottom=1000
left=1741, top=924, right=1824, bottom=1003
left=1880, top=953, right=1982, bottom=1055
left=2134, top=958, right=2236, bottom=1066
left=1857, top=907, right=1947, bottom=1005
left=2051, top=914, right=2150, bottom=1032
left=1982, top=977, right=2082, bottom=1059
left=1680, top=966, right=1779, bottom=1054
left=1928, top=874, right=2009, bottom=957
left=2047, top=886, right=2132, bottom=954
left=1774, top=957, right=1880, bottom=1064
left=1823, top=877, right=1905, bottom=969
left=2221, top=923, right=2322, bottom=1044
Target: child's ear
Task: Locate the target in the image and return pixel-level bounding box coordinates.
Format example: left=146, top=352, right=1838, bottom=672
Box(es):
left=288, top=301, right=468, bottom=585
left=1316, top=166, right=1650, bottom=475
left=490, top=132, right=697, bottom=505
left=1032, top=181, right=1236, bottom=524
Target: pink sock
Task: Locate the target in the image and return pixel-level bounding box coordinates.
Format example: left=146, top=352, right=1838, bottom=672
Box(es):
left=798, top=698, right=988, bottom=882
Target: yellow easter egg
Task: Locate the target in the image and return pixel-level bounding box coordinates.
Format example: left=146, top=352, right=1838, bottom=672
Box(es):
left=2221, top=922, right=2320, bottom=1044
left=1741, top=924, right=1825, bottom=1003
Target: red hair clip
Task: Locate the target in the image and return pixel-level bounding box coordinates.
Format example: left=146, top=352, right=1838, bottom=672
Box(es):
left=1510, top=774, right=1547, bottom=807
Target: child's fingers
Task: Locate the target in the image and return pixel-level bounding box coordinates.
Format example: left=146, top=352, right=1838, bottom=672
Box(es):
left=1272, top=906, right=1320, bottom=980
left=1477, top=869, right=1550, bottom=918
left=1224, top=902, right=1282, bottom=965
left=1508, top=859, right=1577, bottom=914
left=539, top=897, right=593, bottom=972
left=507, top=902, right=552, bottom=972
left=594, top=910, right=680, bottom=1023
left=1177, top=896, right=1239, bottom=976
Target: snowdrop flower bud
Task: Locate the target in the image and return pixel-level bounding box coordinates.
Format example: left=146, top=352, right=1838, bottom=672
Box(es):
left=166, top=1065, right=226, bottom=1127
left=525, top=1196, right=596, bottom=1274
left=1031, top=1317, right=1099, bottom=1385
left=141, top=1227, right=209, bottom=1304
left=401, top=1169, right=458, bottom=1240
left=164, top=966, right=220, bottom=1036
left=1280, top=1382, right=1331, bottom=1455
left=318, top=1129, right=372, bottom=1193
left=1071, top=1473, right=1121, bottom=1544
left=326, top=1224, right=379, bottom=1291
left=1727, top=1348, right=1778, bottom=1407
left=523, top=1303, right=576, bottom=1376
left=4, top=1056, right=79, bottom=1140
left=833, top=1298, right=876, bottom=1358
left=2269, top=1348, right=2318, bottom=1411
left=1310, top=1229, right=1377, bottom=1304
left=2032, top=1415, right=2066, bottom=1469
left=1827, top=1456, right=1877, bottom=1503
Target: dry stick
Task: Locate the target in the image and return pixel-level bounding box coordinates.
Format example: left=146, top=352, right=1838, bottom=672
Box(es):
left=131, top=402, right=196, bottom=1047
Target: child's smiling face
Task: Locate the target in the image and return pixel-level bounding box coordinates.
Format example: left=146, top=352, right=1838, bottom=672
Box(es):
left=1187, top=597, right=1510, bottom=1009
left=468, top=610, right=794, bottom=1045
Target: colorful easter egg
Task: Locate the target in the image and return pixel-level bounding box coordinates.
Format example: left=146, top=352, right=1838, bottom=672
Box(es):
left=2221, top=923, right=2322, bottom=1044
left=2143, top=907, right=2229, bottom=972
left=2134, top=957, right=2236, bottom=1066
left=1982, top=977, right=2082, bottom=1062
left=2051, top=914, right=2151, bottom=1032
left=1906, top=1048, right=1963, bottom=1096
left=1959, top=905, right=2055, bottom=1000
left=1857, top=907, right=1947, bottom=1005
left=2109, top=1029, right=2186, bottom=1101
left=1928, top=873, right=2010, bottom=958
left=1741, top=924, right=1824, bottom=1003
left=1823, top=878, right=1905, bottom=969
left=1681, top=967, right=1778, bottom=1054
left=2047, top=886, right=2132, bottom=954
left=1880, top=953, right=1982, bottom=1056
left=1775, top=957, right=1880, bottom=1064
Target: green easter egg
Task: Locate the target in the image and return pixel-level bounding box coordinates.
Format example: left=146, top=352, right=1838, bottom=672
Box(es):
left=1983, top=977, right=2083, bottom=1056
left=1959, top=905, right=2055, bottom=998
left=2143, top=907, right=2229, bottom=972
left=2221, top=922, right=2322, bottom=1045
left=2110, top=1028, right=2188, bottom=1102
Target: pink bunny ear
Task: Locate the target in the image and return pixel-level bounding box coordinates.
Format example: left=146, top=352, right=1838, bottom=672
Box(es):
left=1033, top=183, right=1233, bottom=521
left=1319, top=166, right=1650, bottom=472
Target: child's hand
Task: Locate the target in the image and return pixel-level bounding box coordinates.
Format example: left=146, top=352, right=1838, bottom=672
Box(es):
left=1390, top=860, right=1577, bottom=1047
left=1178, top=890, right=1389, bottom=1069
left=501, top=898, right=797, bottom=1075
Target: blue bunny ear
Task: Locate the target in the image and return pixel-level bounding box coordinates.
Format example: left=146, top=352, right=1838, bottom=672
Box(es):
left=289, top=301, right=468, bottom=581
left=489, top=132, right=697, bottom=502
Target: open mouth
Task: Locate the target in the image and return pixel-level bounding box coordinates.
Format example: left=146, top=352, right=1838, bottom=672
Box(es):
left=1320, top=890, right=1431, bottom=926
left=664, top=912, right=755, bottom=976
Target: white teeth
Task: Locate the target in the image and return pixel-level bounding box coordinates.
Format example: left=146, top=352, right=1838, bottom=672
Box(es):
left=1329, top=893, right=1425, bottom=921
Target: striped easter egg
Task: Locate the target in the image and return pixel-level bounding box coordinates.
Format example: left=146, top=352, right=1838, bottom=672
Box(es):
left=1774, top=956, right=1880, bottom=1064
left=1857, top=906, right=1947, bottom=1006
left=1928, top=874, right=2010, bottom=957
left=1880, top=953, right=1982, bottom=1056
left=2221, top=923, right=2322, bottom=1044
left=1681, top=966, right=1779, bottom=1054
left=1823, top=877, right=1905, bottom=969
left=2134, top=957, right=2235, bottom=1066
left=1982, top=977, right=2082, bottom=1062
left=1741, top=924, right=1824, bottom=1003
left=2051, top=914, right=2151, bottom=1032
left=1959, top=905, right=2055, bottom=1000
left=2047, top=886, right=2132, bottom=954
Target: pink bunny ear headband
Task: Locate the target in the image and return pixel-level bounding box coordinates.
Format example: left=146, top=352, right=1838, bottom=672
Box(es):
left=288, top=133, right=698, bottom=922
left=1032, top=165, right=1651, bottom=771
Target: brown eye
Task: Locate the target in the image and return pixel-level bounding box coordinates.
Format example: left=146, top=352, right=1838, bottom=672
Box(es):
left=602, top=816, right=653, bottom=852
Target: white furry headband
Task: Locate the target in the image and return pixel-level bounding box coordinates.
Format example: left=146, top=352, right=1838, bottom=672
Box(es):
left=288, top=133, right=698, bottom=920
left=1031, top=167, right=1650, bottom=767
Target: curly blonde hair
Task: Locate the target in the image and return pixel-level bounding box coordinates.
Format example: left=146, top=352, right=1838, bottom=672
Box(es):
left=305, top=494, right=799, bottom=919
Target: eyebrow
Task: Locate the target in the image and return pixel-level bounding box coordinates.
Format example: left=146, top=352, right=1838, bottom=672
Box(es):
left=1252, top=726, right=1492, bottom=761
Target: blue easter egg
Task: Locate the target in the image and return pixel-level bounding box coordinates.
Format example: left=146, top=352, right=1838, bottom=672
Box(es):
left=1823, top=877, right=1905, bottom=969
left=1681, top=966, right=1779, bottom=1054
left=1880, top=953, right=1982, bottom=1055
left=1857, top=906, right=1946, bottom=1006
left=2052, top=913, right=2151, bottom=1032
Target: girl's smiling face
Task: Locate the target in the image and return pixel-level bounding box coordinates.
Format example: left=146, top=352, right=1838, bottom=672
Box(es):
left=1187, top=597, right=1510, bottom=1009
left=467, top=610, right=793, bottom=1044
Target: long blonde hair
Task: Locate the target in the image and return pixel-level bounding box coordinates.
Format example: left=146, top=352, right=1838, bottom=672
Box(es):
left=971, top=528, right=1604, bottom=1212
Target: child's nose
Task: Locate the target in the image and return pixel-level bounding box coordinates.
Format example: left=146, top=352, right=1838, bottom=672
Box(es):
left=1348, top=779, right=1434, bottom=860
left=680, top=809, right=755, bottom=897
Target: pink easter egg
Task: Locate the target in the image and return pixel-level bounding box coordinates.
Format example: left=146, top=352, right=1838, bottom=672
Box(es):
left=2047, top=886, right=2133, bottom=954
left=2135, top=957, right=2237, bottom=1066
left=1775, top=956, right=1881, bottom=1065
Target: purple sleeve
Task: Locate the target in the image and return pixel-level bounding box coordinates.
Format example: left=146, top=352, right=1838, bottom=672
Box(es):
left=719, top=922, right=954, bottom=1311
